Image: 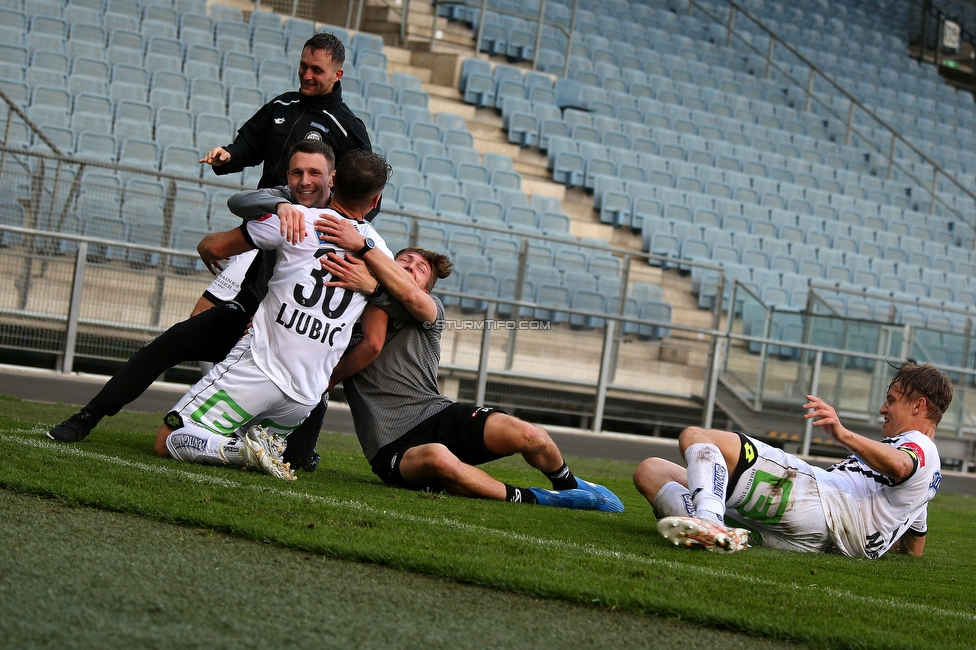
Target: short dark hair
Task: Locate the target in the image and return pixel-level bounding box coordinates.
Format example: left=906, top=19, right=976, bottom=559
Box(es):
left=332, top=150, right=392, bottom=211
left=304, top=32, right=345, bottom=65
left=288, top=140, right=335, bottom=168
left=395, top=247, right=453, bottom=291
left=888, top=361, right=953, bottom=425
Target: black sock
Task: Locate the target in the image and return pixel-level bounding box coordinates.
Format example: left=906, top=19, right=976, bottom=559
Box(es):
left=504, top=483, right=539, bottom=505
left=545, top=462, right=578, bottom=491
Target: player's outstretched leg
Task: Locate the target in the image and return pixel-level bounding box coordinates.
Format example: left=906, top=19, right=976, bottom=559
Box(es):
left=48, top=304, right=252, bottom=443
left=157, top=416, right=296, bottom=482
left=656, top=516, right=749, bottom=553
left=482, top=413, right=624, bottom=512
left=399, top=443, right=598, bottom=509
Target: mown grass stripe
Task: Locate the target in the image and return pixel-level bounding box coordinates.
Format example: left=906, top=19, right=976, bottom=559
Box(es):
left=5, top=430, right=974, bottom=625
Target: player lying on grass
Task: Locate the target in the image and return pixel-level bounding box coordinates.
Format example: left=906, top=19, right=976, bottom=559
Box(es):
left=313, top=218, right=624, bottom=512
left=633, top=362, right=951, bottom=557
left=153, top=151, right=394, bottom=480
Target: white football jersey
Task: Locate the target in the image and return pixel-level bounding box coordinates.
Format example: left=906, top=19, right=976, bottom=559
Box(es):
left=205, top=249, right=257, bottom=302
left=815, top=430, right=941, bottom=558
left=244, top=206, right=391, bottom=404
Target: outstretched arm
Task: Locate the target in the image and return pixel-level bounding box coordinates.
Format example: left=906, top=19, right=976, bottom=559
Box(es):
left=197, top=228, right=254, bottom=275
left=317, top=215, right=437, bottom=324
left=202, top=105, right=268, bottom=176
left=803, top=395, right=916, bottom=481
left=200, top=146, right=231, bottom=167
left=328, top=305, right=389, bottom=390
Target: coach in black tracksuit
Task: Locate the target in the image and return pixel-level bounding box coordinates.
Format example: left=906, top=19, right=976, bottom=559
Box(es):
left=47, top=33, right=374, bottom=470
left=203, top=34, right=371, bottom=189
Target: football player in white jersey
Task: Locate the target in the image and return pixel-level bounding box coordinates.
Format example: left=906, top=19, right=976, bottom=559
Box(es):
left=153, top=150, right=393, bottom=480
left=634, top=362, right=952, bottom=557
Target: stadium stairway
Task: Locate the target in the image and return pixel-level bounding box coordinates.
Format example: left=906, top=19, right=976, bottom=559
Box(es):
left=362, top=0, right=475, bottom=56
left=345, top=5, right=718, bottom=410
left=352, top=4, right=701, bottom=267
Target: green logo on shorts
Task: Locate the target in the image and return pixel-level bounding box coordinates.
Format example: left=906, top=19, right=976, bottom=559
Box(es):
left=190, top=390, right=252, bottom=435
left=735, top=470, right=793, bottom=523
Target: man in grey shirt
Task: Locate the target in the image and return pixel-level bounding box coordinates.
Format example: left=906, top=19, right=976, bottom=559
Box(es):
left=316, top=221, right=624, bottom=512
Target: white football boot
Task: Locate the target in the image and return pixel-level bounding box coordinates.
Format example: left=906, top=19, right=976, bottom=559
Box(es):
left=657, top=516, right=750, bottom=553
left=242, top=426, right=296, bottom=481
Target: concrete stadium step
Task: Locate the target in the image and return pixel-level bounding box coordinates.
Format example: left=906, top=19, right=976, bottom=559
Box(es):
left=363, top=0, right=474, bottom=51
left=349, top=2, right=691, bottom=304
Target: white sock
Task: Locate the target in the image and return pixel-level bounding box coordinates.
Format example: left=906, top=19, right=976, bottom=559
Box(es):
left=652, top=481, right=696, bottom=519
left=166, top=424, right=246, bottom=467
left=684, top=443, right=729, bottom=525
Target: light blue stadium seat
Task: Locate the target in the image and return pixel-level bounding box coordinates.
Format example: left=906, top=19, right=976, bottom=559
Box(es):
left=570, top=290, right=606, bottom=329
left=83, top=216, right=129, bottom=263
left=145, top=36, right=183, bottom=73
left=398, top=184, right=433, bottom=210
left=534, top=283, right=570, bottom=324
left=505, top=205, right=538, bottom=231
left=160, top=144, right=200, bottom=175
left=638, top=299, right=672, bottom=340
left=154, top=106, right=194, bottom=147
left=187, top=74, right=225, bottom=114
left=179, top=12, right=215, bottom=49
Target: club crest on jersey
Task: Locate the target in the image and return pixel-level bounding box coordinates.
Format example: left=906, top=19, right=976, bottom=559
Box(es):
left=274, top=117, right=285, bottom=124
left=304, top=131, right=323, bottom=141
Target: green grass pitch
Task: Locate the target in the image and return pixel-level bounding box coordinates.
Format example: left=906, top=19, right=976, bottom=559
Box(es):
left=1, top=395, right=975, bottom=649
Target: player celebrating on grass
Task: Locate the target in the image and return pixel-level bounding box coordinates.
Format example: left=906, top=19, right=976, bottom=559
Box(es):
left=633, top=362, right=951, bottom=557
left=154, top=151, right=393, bottom=479
left=314, top=220, right=624, bottom=511
left=49, top=141, right=350, bottom=471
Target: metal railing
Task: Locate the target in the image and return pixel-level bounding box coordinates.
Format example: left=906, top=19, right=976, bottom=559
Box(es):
left=3, top=104, right=976, bottom=464
left=3, top=218, right=975, bottom=442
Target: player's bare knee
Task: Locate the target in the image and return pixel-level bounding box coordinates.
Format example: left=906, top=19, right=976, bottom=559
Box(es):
left=517, top=421, right=551, bottom=453
left=633, top=458, right=666, bottom=494
left=418, top=444, right=461, bottom=477
left=633, top=458, right=654, bottom=486
left=678, top=426, right=709, bottom=453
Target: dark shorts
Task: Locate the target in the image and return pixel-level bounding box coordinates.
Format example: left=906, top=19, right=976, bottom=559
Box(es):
left=370, top=404, right=506, bottom=490
left=729, top=432, right=759, bottom=489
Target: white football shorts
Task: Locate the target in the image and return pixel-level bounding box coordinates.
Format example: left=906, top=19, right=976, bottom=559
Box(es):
left=724, top=436, right=833, bottom=553
left=171, top=334, right=314, bottom=437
